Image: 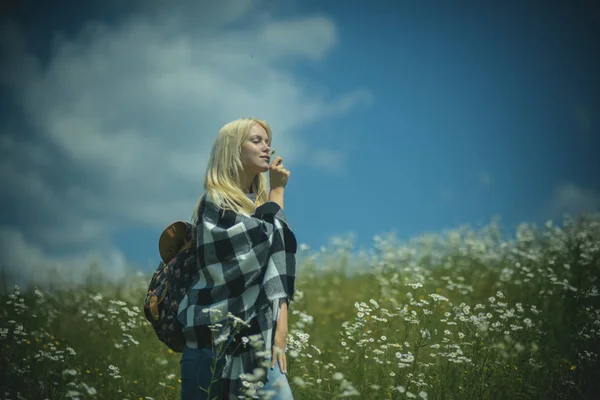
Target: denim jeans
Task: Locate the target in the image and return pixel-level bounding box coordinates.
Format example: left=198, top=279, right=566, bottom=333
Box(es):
left=180, top=346, right=294, bottom=399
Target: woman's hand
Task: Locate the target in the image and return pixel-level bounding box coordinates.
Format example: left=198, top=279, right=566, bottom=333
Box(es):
left=269, top=156, right=290, bottom=189
left=271, top=301, right=288, bottom=374
left=271, top=325, right=287, bottom=374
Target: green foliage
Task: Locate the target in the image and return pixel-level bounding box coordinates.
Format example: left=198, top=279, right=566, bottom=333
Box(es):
left=1, top=213, right=599, bottom=399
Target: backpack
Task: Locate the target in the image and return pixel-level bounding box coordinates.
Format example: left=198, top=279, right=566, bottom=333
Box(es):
left=143, top=221, right=197, bottom=352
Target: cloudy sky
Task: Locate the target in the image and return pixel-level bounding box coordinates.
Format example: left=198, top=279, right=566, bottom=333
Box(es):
left=1, top=0, right=598, bottom=283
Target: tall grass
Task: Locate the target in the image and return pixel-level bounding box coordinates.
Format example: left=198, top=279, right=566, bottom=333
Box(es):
left=1, top=213, right=599, bottom=399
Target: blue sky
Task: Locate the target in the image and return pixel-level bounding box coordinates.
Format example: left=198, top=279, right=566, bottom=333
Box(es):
left=0, top=0, right=598, bottom=282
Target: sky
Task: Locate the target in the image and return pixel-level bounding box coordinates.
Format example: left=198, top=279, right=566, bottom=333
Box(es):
left=0, top=0, right=599, bottom=284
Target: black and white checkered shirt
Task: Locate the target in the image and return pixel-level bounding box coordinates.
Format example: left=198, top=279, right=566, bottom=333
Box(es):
left=178, top=190, right=297, bottom=398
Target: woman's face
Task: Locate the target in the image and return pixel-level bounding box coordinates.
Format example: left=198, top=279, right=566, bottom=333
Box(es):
left=240, top=123, right=271, bottom=174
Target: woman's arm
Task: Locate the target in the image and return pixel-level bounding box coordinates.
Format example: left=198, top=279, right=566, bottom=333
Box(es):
left=277, top=299, right=288, bottom=332
left=268, top=187, right=285, bottom=209
left=272, top=298, right=289, bottom=373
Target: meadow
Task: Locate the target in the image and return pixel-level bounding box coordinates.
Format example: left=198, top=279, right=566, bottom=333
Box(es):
left=1, top=213, right=599, bottom=399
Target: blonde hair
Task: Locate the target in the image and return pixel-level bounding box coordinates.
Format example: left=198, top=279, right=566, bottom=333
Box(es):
left=192, top=117, right=272, bottom=220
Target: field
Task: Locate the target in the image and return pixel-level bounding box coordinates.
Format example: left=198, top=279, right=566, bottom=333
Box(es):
left=1, top=214, right=599, bottom=399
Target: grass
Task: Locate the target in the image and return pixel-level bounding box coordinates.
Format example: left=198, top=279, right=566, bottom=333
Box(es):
left=1, top=213, right=599, bottom=399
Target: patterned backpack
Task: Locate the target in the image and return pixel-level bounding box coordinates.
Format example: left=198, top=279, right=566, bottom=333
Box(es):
left=143, top=221, right=197, bottom=352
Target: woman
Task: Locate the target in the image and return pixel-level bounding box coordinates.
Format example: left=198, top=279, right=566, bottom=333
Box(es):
left=178, top=118, right=296, bottom=399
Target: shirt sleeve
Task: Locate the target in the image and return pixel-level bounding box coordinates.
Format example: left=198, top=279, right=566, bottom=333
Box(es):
left=279, top=297, right=290, bottom=308
left=197, top=195, right=297, bottom=267
left=253, top=201, right=297, bottom=252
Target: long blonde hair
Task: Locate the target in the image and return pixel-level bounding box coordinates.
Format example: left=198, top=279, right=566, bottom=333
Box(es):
left=192, top=118, right=272, bottom=221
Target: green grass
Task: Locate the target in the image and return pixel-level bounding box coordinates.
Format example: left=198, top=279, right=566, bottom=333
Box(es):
left=1, top=213, right=599, bottom=399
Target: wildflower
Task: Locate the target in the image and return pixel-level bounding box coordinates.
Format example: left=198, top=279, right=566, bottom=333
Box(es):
left=407, top=283, right=424, bottom=289
left=62, top=369, right=77, bottom=376
left=339, top=380, right=360, bottom=397
left=429, top=293, right=449, bottom=301
left=81, top=383, right=97, bottom=395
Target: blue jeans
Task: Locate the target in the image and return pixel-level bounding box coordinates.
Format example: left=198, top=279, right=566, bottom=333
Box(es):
left=180, top=346, right=294, bottom=399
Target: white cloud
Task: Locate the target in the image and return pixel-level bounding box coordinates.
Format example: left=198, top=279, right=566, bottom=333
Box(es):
left=310, top=149, right=349, bottom=174
left=546, top=183, right=600, bottom=218
left=0, top=1, right=369, bottom=284
left=0, top=227, right=128, bottom=289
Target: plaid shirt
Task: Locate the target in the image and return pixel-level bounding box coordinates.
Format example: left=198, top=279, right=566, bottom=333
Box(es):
left=178, top=191, right=297, bottom=398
